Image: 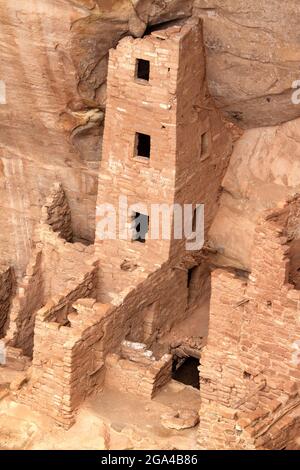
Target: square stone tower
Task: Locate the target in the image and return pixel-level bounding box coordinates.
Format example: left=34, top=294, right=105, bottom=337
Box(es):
left=95, top=18, right=231, bottom=302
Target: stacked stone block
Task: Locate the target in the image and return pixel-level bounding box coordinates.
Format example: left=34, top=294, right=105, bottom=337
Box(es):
left=105, top=341, right=172, bottom=399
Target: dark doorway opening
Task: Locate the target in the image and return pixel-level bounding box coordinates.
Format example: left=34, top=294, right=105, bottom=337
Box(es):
left=136, top=132, right=151, bottom=159
left=136, top=59, right=150, bottom=81
left=132, top=212, right=149, bottom=243
left=172, top=356, right=200, bottom=389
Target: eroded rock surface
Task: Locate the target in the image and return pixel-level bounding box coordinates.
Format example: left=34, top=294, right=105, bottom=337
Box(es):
left=194, top=0, right=300, bottom=127
left=209, top=117, right=300, bottom=270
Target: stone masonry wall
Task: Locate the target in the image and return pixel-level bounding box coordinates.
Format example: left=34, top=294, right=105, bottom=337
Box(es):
left=5, top=249, right=43, bottom=357
left=35, top=221, right=96, bottom=300
left=95, top=24, right=179, bottom=303
left=171, top=19, right=232, bottom=259
left=18, top=21, right=233, bottom=429
left=20, top=256, right=188, bottom=428
left=4, top=184, right=97, bottom=358
left=198, top=269, right=251, bottom=449
left=21, top=267, right=99, bottom=428
left=199, top=198, right=300, bottom=449
left=105, top=341, right=172, bottom=399
left=103, top=261, right=189, bottom=352
left=236, top=388, right=300, bottom=449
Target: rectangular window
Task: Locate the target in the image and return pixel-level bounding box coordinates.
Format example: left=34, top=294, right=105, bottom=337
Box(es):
left=132, top=212, right=149, bottom=243
left=135, top=132, right=151, bottom=159
left=136, top=59, right=150, bottom=81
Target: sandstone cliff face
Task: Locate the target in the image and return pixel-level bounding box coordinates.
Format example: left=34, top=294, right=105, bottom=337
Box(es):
left=0, top=0, right=95, bottom=275
left=0, top=0, right=300, bottom=276
left=209, top=118, right=300, bottom=270
left=195, top=0, right=300, bottom=127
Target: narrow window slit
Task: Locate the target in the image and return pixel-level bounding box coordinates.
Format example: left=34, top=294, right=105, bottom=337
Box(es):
left=136, top=59, right=150, bottom=81
left=135, top=132, right=151, bottom=159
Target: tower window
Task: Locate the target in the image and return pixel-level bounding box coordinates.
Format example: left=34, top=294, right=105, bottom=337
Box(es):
left=135, top=132, right=151, bottom=159
left=132, top=212, right=149, bottom=243
left=136, top=59, right=150, bottom=81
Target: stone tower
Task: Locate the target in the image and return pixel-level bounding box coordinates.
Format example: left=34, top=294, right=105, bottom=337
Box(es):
left=95, top=18, right=231, bottom=303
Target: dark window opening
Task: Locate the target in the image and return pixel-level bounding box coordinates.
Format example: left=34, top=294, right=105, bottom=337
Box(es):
left=136, top=132, right=151, bottom=159
left=187, top=267, right=194, bottom=288
left=136, top=59, right=150, bottom=81
left=172, top=356, right=200, bottom=390
left=132, top=212, right=149, bottom=243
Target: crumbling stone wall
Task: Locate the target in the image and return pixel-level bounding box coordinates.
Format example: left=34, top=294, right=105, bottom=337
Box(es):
left=0, top=266, right=14, bottom=338
left=21, top=269, right=99, bottom=428
left=105, top=341, right=172, bottom=399
left=4, top=183, right=97, bottom=358
left=199, top=197, right=300, bottom=449
left=236, top=388, right=300, bottom=450
left=35, top=218, right=96, bottom=300
left=14, top=205, right=100, bottom=426
left=5, top=250, right=43, bottom=357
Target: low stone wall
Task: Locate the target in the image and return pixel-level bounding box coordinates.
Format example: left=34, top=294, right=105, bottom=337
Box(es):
left=36, top=223, right=97, bottom=300
left=0, top=266, right=14, bottom=338
left=20, top=266, right=100, bottom=428
left=105, top=341, right=172, bottom=399
left=100, top=261, right=189, bottom=355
